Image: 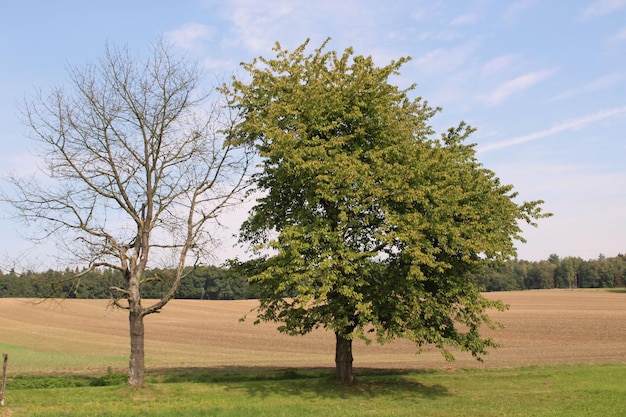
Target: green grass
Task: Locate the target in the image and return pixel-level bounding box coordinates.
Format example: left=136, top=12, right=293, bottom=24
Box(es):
left=0, top=342, right=128, bottom=374
left=2, top=364, right=625, bottom=417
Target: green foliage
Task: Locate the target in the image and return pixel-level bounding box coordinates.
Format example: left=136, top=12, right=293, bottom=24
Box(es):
left=0, top=265, right=254, bottom=300
left=9, top=369, right=126, bottom=389
left=141, top=266, right=253, bottom=300
left=89, top=368, right=128, bottom=387
left=476, top=253, right=626, bottom=291
left=3, top=253, right=624, bottom=299
left=0, top=267, right=126, bottom=299
left=224, top=39, right=549, bottom=360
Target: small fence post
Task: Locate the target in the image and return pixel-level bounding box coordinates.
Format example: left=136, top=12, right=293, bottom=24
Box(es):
left=0, top=353, right=7, bottom=406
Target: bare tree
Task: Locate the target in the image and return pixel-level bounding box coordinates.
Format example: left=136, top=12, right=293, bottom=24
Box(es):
left=5, top=41, right=252, bottom=386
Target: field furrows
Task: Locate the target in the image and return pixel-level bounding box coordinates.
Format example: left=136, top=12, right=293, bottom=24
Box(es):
left=0, top=290, right=625, bottom=373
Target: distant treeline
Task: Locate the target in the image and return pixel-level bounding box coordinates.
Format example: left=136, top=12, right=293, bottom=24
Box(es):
left=1, top=254, right=625, bottom=299
left=476, top=254, right=626, bottom=291
left=0, top=265, right=257, bottom=300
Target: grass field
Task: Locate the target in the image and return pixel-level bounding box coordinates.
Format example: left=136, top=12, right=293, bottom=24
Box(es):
left=0, top=289, right=625, bottom=416
left=1, top=364, right=624, bottom=416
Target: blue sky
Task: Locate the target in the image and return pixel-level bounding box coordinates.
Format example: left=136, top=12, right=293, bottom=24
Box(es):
left=1, top=0, right=625, bottom=268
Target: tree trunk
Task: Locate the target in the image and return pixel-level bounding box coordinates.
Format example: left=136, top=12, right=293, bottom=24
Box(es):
left=127, top=308, right=145, bottom=387
left=0, top=353, right=7, bottom=406
left=335, top=331, right=355, bottom=385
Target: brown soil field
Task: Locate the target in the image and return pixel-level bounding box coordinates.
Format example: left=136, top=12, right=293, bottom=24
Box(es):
left=0, top=289, right=625, bottom=374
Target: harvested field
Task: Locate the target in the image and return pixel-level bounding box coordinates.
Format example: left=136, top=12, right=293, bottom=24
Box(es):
left=0, top=289, right=625, bottom=374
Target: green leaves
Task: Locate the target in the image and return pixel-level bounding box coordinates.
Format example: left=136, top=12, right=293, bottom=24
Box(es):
left=226, top=39, right=548, bottom=362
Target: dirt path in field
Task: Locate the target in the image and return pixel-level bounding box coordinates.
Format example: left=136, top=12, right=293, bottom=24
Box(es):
left=0, top=289, right=625, bottom=373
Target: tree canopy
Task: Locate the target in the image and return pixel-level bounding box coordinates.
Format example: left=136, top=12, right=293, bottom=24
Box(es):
left=224, top=39, right=550, bottom=384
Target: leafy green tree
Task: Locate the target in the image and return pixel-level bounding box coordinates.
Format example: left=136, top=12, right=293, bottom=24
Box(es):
left=594, top=254, right=622, bottom=288
left=176, top=266, right=250, bottom=300
left=199, top=266, right=250, bottom=300
left=0, top=269, right=36, bottom=297
left=176, top=268, right=207, bottom=299
left=225, top=39, right=549, bottom=384
left=525, top=260, right=556, bottom=289
left=476, top=261, right=523, bottom=292
left=615, top=254, right=626, bottom=287
left=577, top=257, right=605, bottom=288
left=554, top=256, right=582, bottom=288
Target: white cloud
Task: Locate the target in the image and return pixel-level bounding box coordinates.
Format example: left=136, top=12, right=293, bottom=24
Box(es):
left=482, top=54, right=519, bottom=75
left=413, top=40, right=481, bottom=74
left=165, top=23, right=216, bottom=49
left=504, top=0, right=537, bottom=21
left=479, top=106, right=626, bottom=152
left=222, top=0, right=383, bottom=55
left=548, top=72, right=625, bottom=102
left=228, top=0, right=296, bottom=53
left=415, top=29, right=465, bottom=43
left=450, top=13, right=480, bottom=25
left=579, top=0, right=626, bottom=20
left=410, top=1, right=443, bottom=22
left=482, top=69, right=556, bottom=104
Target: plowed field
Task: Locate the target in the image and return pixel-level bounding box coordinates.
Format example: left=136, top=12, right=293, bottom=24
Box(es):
left=1, top=289, right=625, bottom=374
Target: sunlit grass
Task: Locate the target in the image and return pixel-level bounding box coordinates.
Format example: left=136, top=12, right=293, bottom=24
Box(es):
left=2, top=364, right=626, bottom=417
left=2, top=294, right=626, bottom=416
left=0, top=342, right=127, bottom=374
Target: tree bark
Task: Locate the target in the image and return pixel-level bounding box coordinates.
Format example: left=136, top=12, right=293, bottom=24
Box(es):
left=0, top=353, right=7, bottom=406
left=127, top=308, right=145, bottom=387
left=335, top=331, right=355, bottom=385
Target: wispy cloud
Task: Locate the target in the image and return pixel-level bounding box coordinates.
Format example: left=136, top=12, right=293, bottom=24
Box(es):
left=165, top=23, right=215, bottom=49
left=548, top=73, right=625, bottom=102
left=415, top=29, right=465, bottom=43
left=579, top=0, right=626, bottom=20
left=479, top=106, right=626, bottom=152
left=413, top=40, right=481, bottom=74
left=409, top=2, right=443, bottom=22
left=450, top=13, right=481, bottom=25
left=482, top=69, right=556, bottom=104
left=223, top=0, right=386, bottom=55
left=481, top=54, right=520, bottom=75
left=228, top=0, right=297, bottom=53
left=504, top=0, right=537, bottom=21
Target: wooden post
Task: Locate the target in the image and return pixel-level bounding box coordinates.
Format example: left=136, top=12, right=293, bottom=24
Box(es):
left=0, top=353, right=7, bottom=407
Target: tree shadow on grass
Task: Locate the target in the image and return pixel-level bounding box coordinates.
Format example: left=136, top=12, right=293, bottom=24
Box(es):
left=241, top=372, right=449, bottom=401
left=147, top=366, right=449, bottom=400
left=147, top=365, right=331, bottom=384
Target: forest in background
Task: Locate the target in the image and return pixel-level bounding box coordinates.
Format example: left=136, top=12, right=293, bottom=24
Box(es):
left=475, top=253, right=626, bottom=291
left=1, top=253, right=625, bottom=300
left=0, top=265, right=255, bottom=300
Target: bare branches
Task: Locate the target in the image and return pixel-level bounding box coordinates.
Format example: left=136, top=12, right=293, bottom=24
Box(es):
left=6, top=39, right=253, bottom=307
left=2, top=38, right=257, bottom=387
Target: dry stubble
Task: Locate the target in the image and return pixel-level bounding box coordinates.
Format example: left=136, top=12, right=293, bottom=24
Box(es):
left=0, top=289, right=625, bottom=374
